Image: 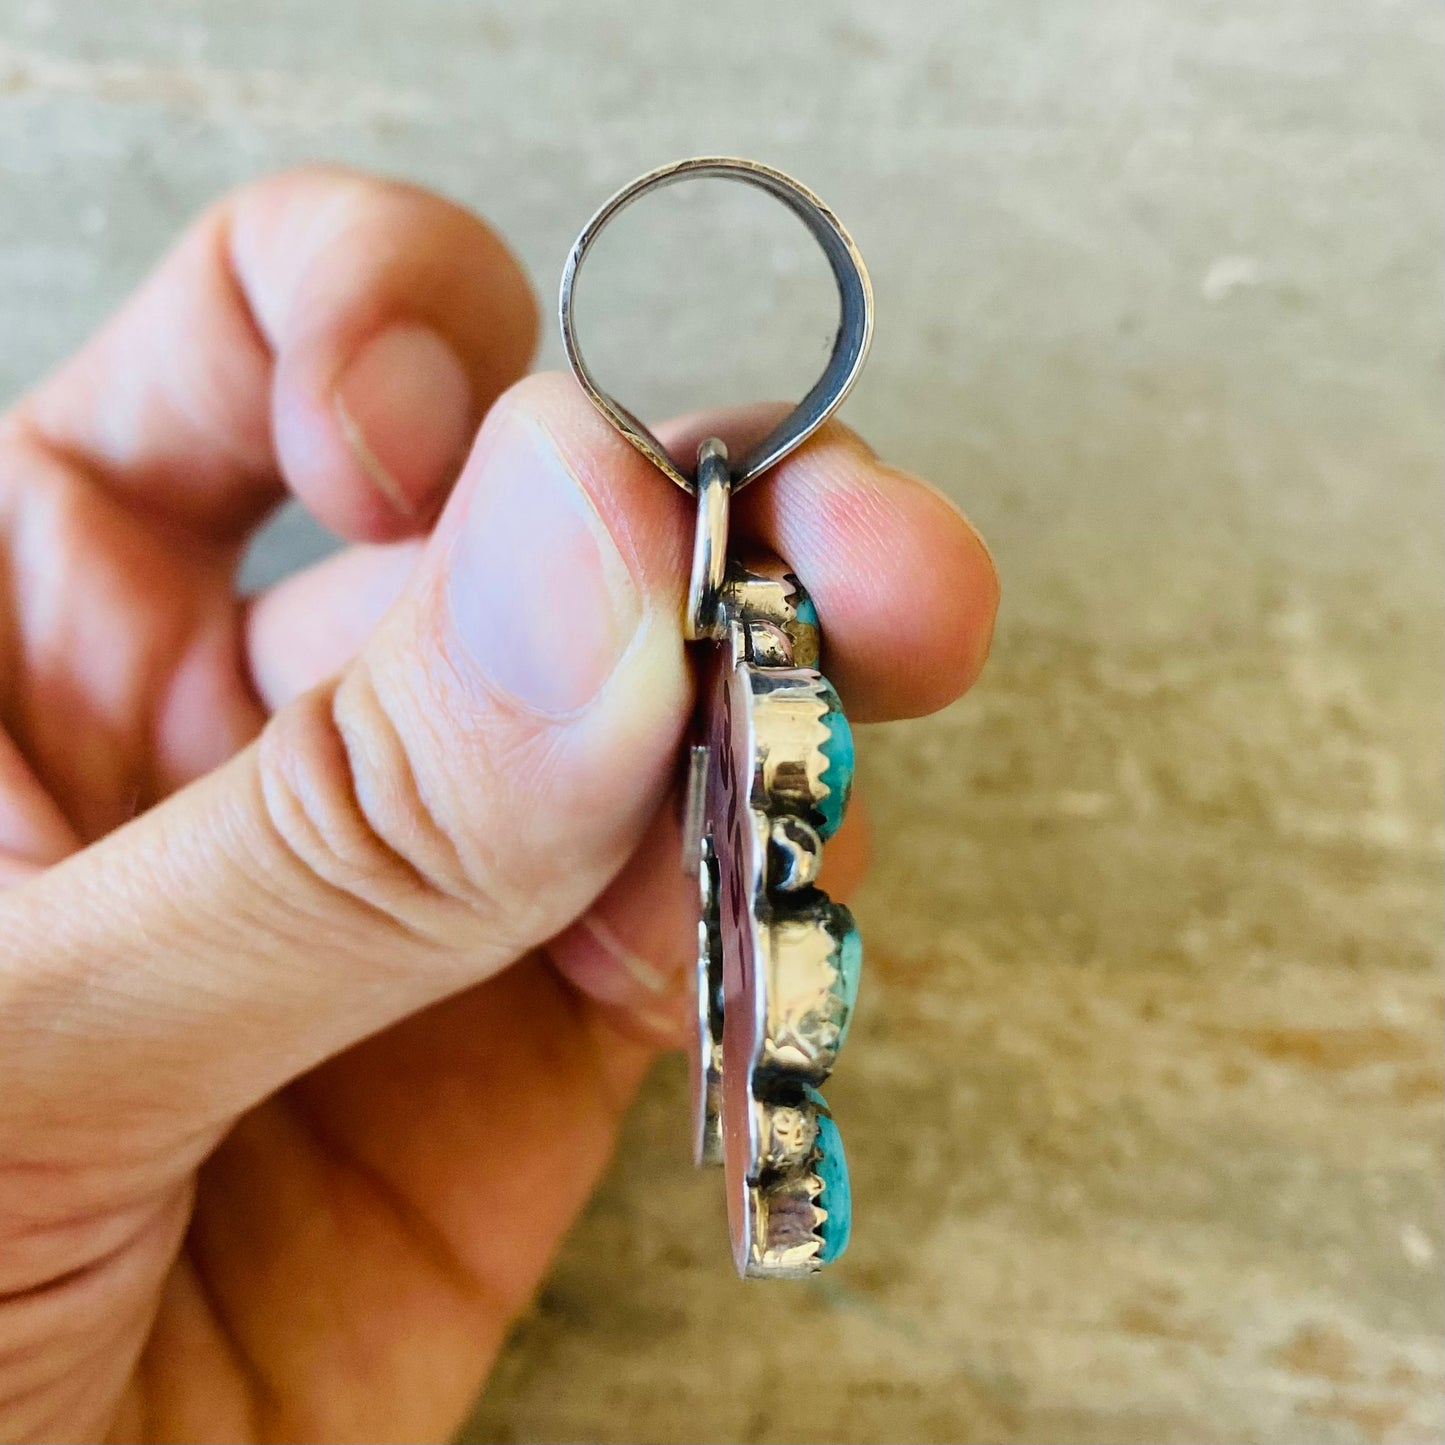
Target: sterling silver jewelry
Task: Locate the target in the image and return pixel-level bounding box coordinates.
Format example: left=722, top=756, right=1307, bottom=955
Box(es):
left=560, top=158, right=872, bottom=1278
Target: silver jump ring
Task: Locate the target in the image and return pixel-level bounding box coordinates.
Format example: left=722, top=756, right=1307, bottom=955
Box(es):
left=559, top=156, right=874, bottom=494
left=686, top=437, right=731, bottom=640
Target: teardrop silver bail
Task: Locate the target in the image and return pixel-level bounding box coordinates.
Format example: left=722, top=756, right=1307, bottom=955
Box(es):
left=559, top=156, right=874, bottom=494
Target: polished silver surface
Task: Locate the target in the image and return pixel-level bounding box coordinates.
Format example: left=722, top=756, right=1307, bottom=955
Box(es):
left=750, top=670, right=849, bottom=832
left=767, top=815, right=823, bottom=892
left=758, top=907, right=852, bottom=1080
left=744, top=1159, right=827, bottom=1279
left=688, top=560, right=860, bottom=1278
left=559, top=156, right=873, bottom=493
left=680, top=743, right=709, bottom=881
left=722, top=556, right=821, bottom=669
left=691, top=837, right=725, bottom=1167
left=753, top=1093, right=820, bottom=1176
left=738, top=1094, right=834, bottom=1278
left=684, top=438, right=731, bottom=642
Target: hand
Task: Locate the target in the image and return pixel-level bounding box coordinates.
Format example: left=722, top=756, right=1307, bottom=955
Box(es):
left=0, top=167, right=998, bottom=1443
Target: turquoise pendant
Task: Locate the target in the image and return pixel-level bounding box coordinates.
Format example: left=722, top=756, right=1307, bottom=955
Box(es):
left=829, top=908, right=863, bottom=1048
left=815, top=684, right=855, bottom=841
left=809, top=1091, right=852, bottom=1264
left=558, top=157, right=876, bottom=1282
left=689, top=557, right=866, bottom=1277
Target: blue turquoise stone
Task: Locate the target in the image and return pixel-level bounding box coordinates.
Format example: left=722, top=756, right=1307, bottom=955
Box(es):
left=805, top=1089, right=851, bottom=1264
left=831, top=908, right=863, bottom=1046
left=793, top=594, right=819, bottom=630
left=815, top=681, right=854, bottom=840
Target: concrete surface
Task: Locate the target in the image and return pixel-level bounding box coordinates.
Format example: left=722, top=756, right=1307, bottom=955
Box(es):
left=0, top=2, right=1440, bottom=1441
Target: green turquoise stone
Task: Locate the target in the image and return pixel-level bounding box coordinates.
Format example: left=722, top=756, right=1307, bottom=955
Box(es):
left=832, top=908, right=862, bottom=1046
left=815, top=681, right=854, bottom=840
left=805, top=1089, right=851, bottom=1264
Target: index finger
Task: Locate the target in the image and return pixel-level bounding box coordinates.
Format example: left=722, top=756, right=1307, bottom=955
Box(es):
left=12, top=165, right=539, bottom=544
left=658, top=405, right=999, bottom=721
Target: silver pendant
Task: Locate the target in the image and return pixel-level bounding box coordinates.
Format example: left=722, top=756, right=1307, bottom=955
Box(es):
left=560, top=158, right=873, bottom=1278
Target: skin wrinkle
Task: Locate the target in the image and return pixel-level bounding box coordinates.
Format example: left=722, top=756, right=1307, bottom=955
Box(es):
left=0, top=435, right=241, bottom=841
left=396, top=603, right=597, bottom=943
left=227, top=180, right=371, bottom=354
left=174, top=1239, right=269, bottom=1443
left=253, top=707, right=445, bottom=953
left=578, top=911, right=669, bottom=993
left=331, top=655, right=472, bottom=905
left=24, top=222, right=273, bottom=536
left=116, top=1259, right=251, bottom=1445
left=0, top=1188, right=187, bottom=1434
left=0, top=1191, right=180, bottom=1313
left=156, top=217, right=276, bottom=500
left=205, top=207, right=286, bottom=488
left=541, top=955, right=655, bottom=1126
left=279, top=1090, right=511, bottom=1326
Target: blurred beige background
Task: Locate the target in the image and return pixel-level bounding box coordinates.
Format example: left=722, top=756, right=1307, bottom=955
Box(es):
left=1, top=3, right=1440, bottom=1442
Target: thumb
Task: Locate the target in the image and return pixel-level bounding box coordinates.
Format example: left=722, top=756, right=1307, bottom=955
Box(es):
left=0, top=373, right=691, bottom=1141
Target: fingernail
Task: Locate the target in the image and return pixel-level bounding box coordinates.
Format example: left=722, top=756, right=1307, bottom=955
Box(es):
left=333, top=323, right=474, bottom=516
left=447, top=411, right=642, bottom=715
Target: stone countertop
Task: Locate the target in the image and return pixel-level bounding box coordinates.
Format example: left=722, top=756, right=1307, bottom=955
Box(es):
left=0, top=2, right=1439, bottom=1441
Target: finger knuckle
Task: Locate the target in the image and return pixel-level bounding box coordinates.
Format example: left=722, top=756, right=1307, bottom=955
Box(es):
left=255, top=664, right=508, bottom=949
